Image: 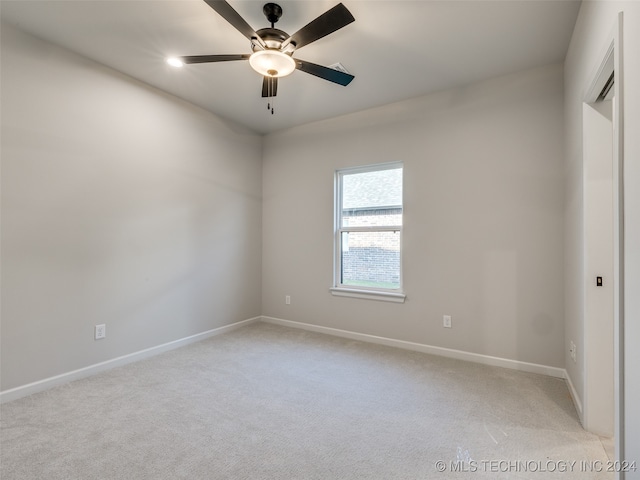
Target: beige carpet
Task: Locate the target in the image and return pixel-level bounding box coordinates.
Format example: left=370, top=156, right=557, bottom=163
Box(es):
left=1, top=322, right=611, bottom=479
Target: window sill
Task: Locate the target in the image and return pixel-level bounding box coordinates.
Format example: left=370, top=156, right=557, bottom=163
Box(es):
left=330, top=287, right=406, bottom=303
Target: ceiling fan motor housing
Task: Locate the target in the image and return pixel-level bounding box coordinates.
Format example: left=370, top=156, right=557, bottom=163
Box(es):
left=253, top=28, right=291, bottom=52
left=254, top=3, right=298, bottom=54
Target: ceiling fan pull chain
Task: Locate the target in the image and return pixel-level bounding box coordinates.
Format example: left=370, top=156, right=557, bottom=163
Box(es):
left=266, top=76, right=274, bottom=114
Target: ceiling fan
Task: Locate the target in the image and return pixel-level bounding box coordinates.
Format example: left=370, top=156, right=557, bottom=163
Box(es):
left=168, top=1, right=355, bottom=113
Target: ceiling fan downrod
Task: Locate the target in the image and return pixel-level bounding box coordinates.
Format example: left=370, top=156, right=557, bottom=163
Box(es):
left=263, top=3, right=283, bottom=28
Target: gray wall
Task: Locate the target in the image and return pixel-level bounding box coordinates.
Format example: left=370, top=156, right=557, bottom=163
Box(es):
left=262, top=64, right=565, bottom=368
left=564, top=1, right=640, bottom=473
left=0, top=24, right=263, bottom=391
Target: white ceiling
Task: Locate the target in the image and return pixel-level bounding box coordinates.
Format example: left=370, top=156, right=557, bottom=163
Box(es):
left=1, top=0, right=581, bottom=134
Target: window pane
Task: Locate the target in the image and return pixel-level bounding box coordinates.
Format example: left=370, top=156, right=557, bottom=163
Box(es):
left=341, top=231, right=400, bottom=289
left=342, top=168, right=402, bottom=228
left=342, top=208, right=403, bottom=228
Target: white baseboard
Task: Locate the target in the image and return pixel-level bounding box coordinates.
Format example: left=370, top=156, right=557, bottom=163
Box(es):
left=0, top=317, right=261, bottom=404
left=3, top=315, right=574, bottom=404
left=564, top=370, right=584, bottom=421
left=261, top=316, right=566, bottom=379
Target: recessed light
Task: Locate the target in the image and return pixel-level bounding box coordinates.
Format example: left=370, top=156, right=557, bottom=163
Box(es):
left=166, top=57, right=184, bottom=68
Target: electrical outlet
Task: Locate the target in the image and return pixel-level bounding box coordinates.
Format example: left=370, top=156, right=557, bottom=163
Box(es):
left=443, top=315, right=452, bottom=328
left=95, top=324, right=106, bottom=340
left=285, top=295, right=291, bottom=305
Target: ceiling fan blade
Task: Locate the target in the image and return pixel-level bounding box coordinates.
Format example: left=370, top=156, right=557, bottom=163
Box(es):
left=262, top=76, right=278, bottom=98
left=296, top=59, right=355, bottom=86
left=283, top=3, right=355, bottom=50
left=180, top=54, right=250, bottom=64
left=203, top=0, right=266, bottom=49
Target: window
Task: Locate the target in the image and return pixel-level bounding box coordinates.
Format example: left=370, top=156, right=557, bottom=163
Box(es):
left=331, top=163, right=405, bottom=303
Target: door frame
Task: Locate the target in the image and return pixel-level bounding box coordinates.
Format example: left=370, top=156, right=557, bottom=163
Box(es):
left=582, top=12, right=624, bottom=471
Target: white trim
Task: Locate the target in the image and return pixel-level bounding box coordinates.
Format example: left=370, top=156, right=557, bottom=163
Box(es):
left=611, top=14, right=624, bottom=472
left=261, top=316, right=565, bottom=378
left=329, top=287, right=406, bottom=303
left=0, top=317, right=261, bottom=404
left=584, top=42, right=615, bottom=104
left=565, top=370, right=584, bottom=421
left=336, top=162, right=404, bottom=176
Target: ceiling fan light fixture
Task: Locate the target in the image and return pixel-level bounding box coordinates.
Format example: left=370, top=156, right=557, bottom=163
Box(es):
left=249, top=49, right=295, bottom=77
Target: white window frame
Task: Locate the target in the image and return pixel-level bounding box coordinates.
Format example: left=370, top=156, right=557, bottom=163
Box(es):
left=330, top=162, right=406, bottom=303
